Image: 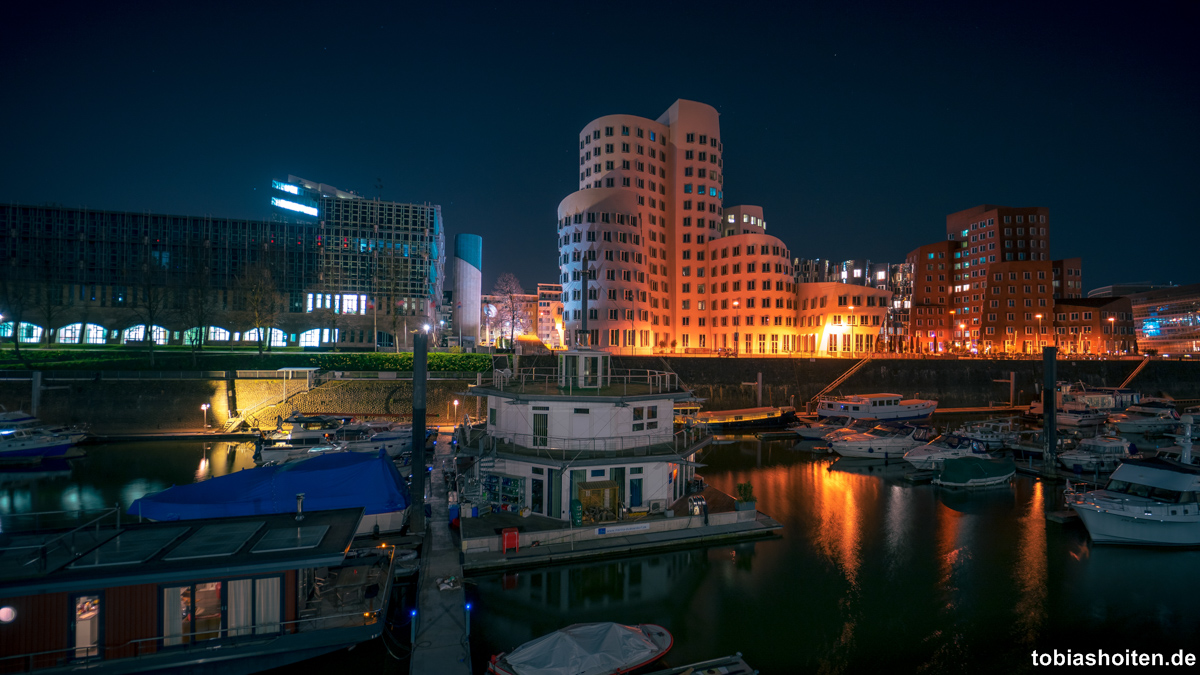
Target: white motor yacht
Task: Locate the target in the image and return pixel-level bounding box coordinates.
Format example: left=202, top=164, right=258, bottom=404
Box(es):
left=904, top=434, right=993, bottom=471
left=343, top=430, right=413, bottom=457
left=1057, top=435, right=1134, bottom=473
left=954, top=419, right=1019, bottom=450
left=829, top=423, right=933, bottom=459
left=816, top=393, right=937, bottom=421
left=257, top=441, right=348, bottom=464
left=791, top=415, right=852, bottom=440
left=1109, top=408, right=1179, bottom=434
left=1067, top=417, right=1200, bottom=545
left=0, top=428, right=79, bottom=461
left=0, top=409, right=89, bottom=444
left=267, top=413, right=349, bottom=446
left=822, top=419, right=875, bottom=443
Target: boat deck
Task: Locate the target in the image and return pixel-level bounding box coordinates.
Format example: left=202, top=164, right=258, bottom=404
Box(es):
left=297, top=551, right=392, bottom=630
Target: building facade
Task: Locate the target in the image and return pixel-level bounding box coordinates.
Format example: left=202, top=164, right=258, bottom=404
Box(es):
left=1128, top=284, right=1200, bottom=356
left=794, top=282, right=892, bottom=356
left=536, top=283, right=564, bottom=348
left=555, top=99, right=796, bottom=355
left=0, top=177, right=446, bottom=350
left=1051, top=297, right=1136, bottom=355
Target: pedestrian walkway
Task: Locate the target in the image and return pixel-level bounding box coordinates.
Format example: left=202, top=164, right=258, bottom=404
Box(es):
left=410, top=430, right=472, bottom=675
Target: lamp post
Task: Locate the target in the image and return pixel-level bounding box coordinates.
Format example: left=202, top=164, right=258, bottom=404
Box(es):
left=1035, top=314, right=1043, bottom=352
left=732, top=300, right=740, bottom=356
left=958, top=323, right=966, bottom=354
left=200, top=403, right=210, bottom=429
left=453, top=399, right=459, bottom=425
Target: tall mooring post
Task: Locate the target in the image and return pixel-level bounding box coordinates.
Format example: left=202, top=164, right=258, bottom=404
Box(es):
left=756, top=372, right=763, bottom=407
left=1042, top=347, right=1057, bottom=475
left=410, top=330, right=429, bottom=533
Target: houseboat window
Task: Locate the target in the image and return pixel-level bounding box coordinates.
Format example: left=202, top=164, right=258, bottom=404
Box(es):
left=573, top=408, right=590, bottom=414
left=633, top=423, right=644, bottom=431
left=648, top=406, right=658, bottom=419
left=489, top=408, right=497, bottom=426
left=73, top=595, right=101, bottom=659
left=633, top=407, right=645, bottom=421
left=591, top=469, right=606, bottom=478
left=163, top=578, right=281, bottom=646
left=630, top=467, right=644, bottom=474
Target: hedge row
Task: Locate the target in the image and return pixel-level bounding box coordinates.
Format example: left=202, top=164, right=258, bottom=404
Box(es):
left=0, top=349, right=492, bottom=372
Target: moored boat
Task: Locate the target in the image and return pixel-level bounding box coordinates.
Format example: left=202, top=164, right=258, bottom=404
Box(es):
left=1110, top=409, right=1179, bottom=434
left=487, top=622, right=673, bottom=675
left=816, top=393, right=937, bottom=421
left=691, top=406, right=795, bottom=431
left=954, top=418, right=1019, bottom=450
left=933, top=455, right=1016, bottom=488
left=130, top=450, right=410, bottom=537
left=0, top=428, right=79, bottom=461
left=829, top=422, right=933, bottom=460
left=1057, top=435, right=1135, bottom=473
left=904, top=434, right=993, bottom=471
left=791, top=415, right=852, bottom=440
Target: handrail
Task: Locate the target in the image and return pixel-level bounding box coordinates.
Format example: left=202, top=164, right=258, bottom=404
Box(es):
left=0, top=607, right=384, bottom=670
left=0, top=507, right=121, bottom=572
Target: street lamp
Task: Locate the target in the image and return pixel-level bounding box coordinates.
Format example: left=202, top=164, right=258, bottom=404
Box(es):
left=958, top=323, right=966, bottom=354
left=453, top=399, right=460, bottom=424
left=732, top=300, right=740, bottom=356
left=200, top=403, right=210, bottom=429
left=1108, top=316, right=1116, bottom=354
left=1035, top=314, right=1043, bottom=351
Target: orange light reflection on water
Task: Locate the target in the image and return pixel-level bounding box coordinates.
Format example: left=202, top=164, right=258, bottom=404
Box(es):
left=1013, top=479, right=1047, bottom=644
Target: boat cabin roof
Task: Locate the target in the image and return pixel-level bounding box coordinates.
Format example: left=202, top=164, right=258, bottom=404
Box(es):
left=1109, top=457, right=1200, bottom=493
left=695, top=406, right=788, bottom=420
left=0, top=508, right=364, bottom=598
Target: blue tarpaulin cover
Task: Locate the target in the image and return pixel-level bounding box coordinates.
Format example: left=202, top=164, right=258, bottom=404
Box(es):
left=128, top=450, right=409, bottom=521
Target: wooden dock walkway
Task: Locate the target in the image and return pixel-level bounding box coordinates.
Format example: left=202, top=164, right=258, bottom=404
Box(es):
left=410, top=431, right=472, bottom=675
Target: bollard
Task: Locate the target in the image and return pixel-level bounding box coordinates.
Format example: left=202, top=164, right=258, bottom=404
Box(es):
left=410, top=609, right=418, bottom=644
left=465, top=603, right=472, bottom=638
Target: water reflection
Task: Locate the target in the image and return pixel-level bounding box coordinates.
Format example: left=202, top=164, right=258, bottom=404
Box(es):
left=1013, top=480, right=1047, bottom=645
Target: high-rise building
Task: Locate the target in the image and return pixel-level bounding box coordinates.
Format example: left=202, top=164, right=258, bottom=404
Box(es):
left=1128, top=284, right=1199, bottom=356
left=555, top=99, right=798, bottom=355
left=452, top=234, right=483, bottom=347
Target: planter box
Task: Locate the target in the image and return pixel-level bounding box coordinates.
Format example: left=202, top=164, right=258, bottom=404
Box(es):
left=734, top=501, right=756, bottom=511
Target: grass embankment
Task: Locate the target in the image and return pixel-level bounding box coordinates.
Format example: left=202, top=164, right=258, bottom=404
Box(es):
left=0, top=348, right=492, bottom=372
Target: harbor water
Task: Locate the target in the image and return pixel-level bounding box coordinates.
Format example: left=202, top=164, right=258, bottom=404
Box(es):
left=3, top=426, right=1198, bottom=674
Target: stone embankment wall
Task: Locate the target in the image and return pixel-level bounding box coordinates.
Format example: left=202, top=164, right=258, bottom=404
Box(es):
left=235, top=379, right=473, bottom=428
left=563, top=355, right=1200, bottom=411
left=0, top=376, right=477, bottom=433
left=0, top=379, right=232, bottom=433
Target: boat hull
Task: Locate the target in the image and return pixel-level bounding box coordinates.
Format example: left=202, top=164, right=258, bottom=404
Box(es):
left=698, top=410, right=796, bottom=431
left=817, top=402, right=936, bottom=421
left=0, top=439, right=78, bottom=460
left=1072, top=505, right=1200, bottom=546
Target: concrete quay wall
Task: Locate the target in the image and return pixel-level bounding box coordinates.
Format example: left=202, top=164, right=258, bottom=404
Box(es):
left=595, top=356, right=1200, bottom=410
left=0, top=377, right=476, bottom=433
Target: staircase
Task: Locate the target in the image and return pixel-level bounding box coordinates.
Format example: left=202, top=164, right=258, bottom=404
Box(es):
left=1119, top=357, right=1150, bottom=389
left=808, top=356, right=872, bottom=406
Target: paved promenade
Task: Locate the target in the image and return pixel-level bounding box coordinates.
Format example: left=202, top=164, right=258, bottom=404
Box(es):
left=410, top=430, right=472, bottom=675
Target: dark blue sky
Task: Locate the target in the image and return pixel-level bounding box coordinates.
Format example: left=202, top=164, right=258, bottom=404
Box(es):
left=3, top=1, right=1197, bottom=292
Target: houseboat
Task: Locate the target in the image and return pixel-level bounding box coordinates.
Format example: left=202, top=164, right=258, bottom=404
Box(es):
left=691, top=406, right=796, bottom=431
left=0, top=507, right=397, bottom=674
left=816, top=394, right=937, bottom=421
left=456, top=346, right=714, bottom=528
left=129, top=450, right=410, bottom=537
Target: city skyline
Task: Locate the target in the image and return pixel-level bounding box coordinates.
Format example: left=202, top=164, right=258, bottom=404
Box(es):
left=2, top=2, right=1197, bottom=293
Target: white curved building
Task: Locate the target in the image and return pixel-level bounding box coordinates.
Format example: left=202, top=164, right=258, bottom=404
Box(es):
left=452, top=233, right=482, bottom=347
left=557, top=100, right=796, bottom=354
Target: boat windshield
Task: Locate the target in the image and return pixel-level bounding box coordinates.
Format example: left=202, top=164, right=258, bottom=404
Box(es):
left=932, top=435, right=968, bottom=449
left=1103, top=479, right=1193, bottom=503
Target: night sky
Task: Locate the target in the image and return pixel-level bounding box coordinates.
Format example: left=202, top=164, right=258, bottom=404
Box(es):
left=3, top=2, right=1197, bottom=293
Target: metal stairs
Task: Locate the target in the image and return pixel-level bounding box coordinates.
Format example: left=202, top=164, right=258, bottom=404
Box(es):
left=1119, top=357, right=1150, bottom=389
left=809, top=356, right=872, bottom=406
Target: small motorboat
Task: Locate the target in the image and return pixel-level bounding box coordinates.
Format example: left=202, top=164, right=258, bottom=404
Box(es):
left=257, top=441, right=348, bottom=464
left=933, top=455, right=1016, bottom=488
left=1110, top=408, right=1179, bottom=435
left=791, top=415, right=852, bottom=440
left=904, top=434, right=993, bottom=471
left=954, top=419, right=1019, bottom=450
left=487, top=622, right=672, bottom=675
left=1057, top=436, right=1134, bottom=473
left=692, top=406, right=796, bottom=431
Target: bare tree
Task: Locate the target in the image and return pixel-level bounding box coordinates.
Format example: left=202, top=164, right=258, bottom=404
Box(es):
left=179, top=270, right=217, bottom=367
left=493, top=273, right=529, bottom=349
left=33, top=283, right=68, bottom=348
left=238, top=267, right=282, bottom=357
left=127, top=265, right=173, bottom=367
left=0, top=269, right=35, bottom=367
